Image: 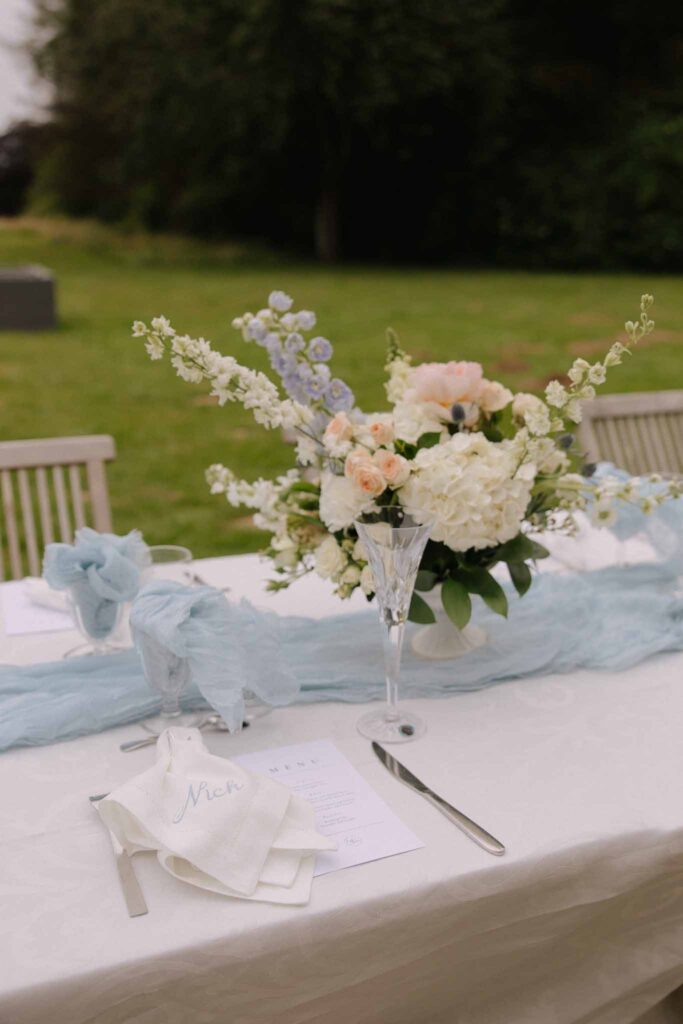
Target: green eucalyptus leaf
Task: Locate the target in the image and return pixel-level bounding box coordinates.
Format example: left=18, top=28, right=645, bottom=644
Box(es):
left=441, top=577, right=472, bottom=629
left=528, top=539, right=549, bottom=560
left=463, top=568, right=508, bottom=618
left=283, top=481, right=320, bottom=496
left=395, top=439, right=418, bottom=460
left=508, top=560, right=532, bottom=596
left=495, top=533, right=533, bottom=562
left=408, top=592, right=436, bottom=624
left=415, top=569, right=437, bottom=591
left=416, top=431, right=441, bottom=450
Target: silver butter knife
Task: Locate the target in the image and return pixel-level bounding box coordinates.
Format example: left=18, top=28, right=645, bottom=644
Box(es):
left=372, top=742, right=506, bottom=857
left=90, top=795, right=148, bottom=917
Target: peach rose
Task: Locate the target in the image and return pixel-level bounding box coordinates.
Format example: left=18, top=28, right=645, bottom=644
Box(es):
left=350, top=459, right=386, bottom=497
left=367, top=419, right=394, bottom=446
left=323, top=412, right=354, bottom=450
left=373, top=449, right=410, bottom=487
left=408, top=361, right=484, bottom=409
left=344, top=447, right=371, bottom=478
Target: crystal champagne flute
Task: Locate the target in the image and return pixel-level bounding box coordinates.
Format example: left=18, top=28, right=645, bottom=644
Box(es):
left=354, top=508, right=431, bottom=743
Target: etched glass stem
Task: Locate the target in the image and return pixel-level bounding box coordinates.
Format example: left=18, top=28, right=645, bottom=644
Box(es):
left=383, top=619, right=404, bottom=723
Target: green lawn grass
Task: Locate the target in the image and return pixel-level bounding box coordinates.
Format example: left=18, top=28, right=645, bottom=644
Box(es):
left=1, top=217, right=681, bottom=557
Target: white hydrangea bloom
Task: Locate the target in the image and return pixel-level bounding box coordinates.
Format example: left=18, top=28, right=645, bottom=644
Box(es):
left=400, top=433, right=536, bottom=552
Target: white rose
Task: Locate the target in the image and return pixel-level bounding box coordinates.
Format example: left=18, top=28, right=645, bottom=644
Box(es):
left=479, top=379, right=513, bottom=414
left=341, top=564, right=362, bottom=586
left=319, top=471, right=374, bottom=532
left=360, top=564, right=375, bottom=596
left=314, top=536, right=347, bottom=579
left=353, top=538, right=367, bottom=561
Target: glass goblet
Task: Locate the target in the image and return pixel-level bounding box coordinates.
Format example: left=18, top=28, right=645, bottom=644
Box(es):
left=63, top=582, right=126, bottom=658
left=137, top=634, right=191, bottom=718
left=354, top=508, right=431, bottom=743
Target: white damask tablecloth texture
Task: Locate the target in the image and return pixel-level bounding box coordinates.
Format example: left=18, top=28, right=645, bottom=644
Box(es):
left=2, top=554, right=683, bottom=1024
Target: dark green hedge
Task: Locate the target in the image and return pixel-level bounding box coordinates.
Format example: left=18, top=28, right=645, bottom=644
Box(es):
left=31, top=0, right=683, bottom=265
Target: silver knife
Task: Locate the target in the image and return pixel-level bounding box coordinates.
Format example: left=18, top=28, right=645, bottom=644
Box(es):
left=372, top=742, right=506, bottom=857
left=91, top=797, right=149, bottom=917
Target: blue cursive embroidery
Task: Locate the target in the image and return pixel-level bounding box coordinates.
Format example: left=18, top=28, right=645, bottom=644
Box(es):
left=173, top=778, right=245, bottom=823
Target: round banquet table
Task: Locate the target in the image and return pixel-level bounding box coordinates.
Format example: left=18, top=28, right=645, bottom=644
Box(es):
left=1, top=553, right=683, bottom=1024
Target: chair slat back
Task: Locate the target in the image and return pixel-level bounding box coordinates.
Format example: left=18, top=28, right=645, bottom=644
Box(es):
left=0, top=435, right=116, bottom=581
left=579, top=391, right=683, bottom=476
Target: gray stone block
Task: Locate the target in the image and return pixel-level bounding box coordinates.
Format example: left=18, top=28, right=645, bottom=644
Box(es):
left=0, top=265, right=57, bottom=330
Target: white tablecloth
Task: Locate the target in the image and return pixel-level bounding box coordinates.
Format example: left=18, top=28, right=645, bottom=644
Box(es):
left=2, top=554, right=683, bottom=1024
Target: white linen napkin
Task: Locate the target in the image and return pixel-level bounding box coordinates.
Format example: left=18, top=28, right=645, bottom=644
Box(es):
left=98, top=727, right=336, bottom=904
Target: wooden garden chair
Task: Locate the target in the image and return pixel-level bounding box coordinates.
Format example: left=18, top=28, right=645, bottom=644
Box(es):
left=579, top=390, right=683, bottom=476
left=0, top=435, right=115, bottom=580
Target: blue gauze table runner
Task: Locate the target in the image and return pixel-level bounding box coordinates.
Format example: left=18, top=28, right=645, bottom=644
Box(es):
left=2, top=557, right=682, bottom=752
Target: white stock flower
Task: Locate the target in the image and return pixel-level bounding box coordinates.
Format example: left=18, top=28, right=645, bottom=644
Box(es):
left=545, top=381, right=568, bottom=408
left=151, top=315, right=175, bottom=337
left=400, top=433, right=536, bottom=552
left=587, top=363, right=606, bottom=385
left=319, top=471, right=374, bottom=532
left=385, top=355, right=412, bottom=404
left=567, top=358, right=589, bottom=385
left=295, top=433, right=319, bottom=465
left=314, top=536, right=347, bottom=579
left=524, top=404, right=552, bottom=437
left=564, top=399, right=582, bottom=424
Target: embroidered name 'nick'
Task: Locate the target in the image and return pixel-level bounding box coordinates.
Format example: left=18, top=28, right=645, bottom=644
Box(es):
left=173, top=779, right=244, bottom=823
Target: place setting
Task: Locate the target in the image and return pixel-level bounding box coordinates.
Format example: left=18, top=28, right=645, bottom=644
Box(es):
left=2, top=291, right=683, bottom=945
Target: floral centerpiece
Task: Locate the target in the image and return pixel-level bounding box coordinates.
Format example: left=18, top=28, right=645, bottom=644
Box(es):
left=133, top=293, right=679, bottom=635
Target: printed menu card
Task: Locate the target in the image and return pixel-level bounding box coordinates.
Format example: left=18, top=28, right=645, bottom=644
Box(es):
left=235, top=739, right=424, bottom=876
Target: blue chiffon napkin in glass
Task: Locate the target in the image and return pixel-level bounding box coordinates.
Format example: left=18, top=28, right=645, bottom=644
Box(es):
left=43, top=527, right=149, bottom=638
left=130, top=581, right=300, bottom=731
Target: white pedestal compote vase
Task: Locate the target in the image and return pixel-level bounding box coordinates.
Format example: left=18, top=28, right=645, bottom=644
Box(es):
left=411, top=590, right=487, bottom=660
left=354, top=509, right=431, bottom=744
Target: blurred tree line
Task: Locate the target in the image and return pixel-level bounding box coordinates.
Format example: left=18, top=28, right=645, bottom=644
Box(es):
left=21, top=0, right=683, bottom=265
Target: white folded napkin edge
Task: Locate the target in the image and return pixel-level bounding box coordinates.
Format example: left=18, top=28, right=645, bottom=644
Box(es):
left=98, top=727, right=337, bottom=905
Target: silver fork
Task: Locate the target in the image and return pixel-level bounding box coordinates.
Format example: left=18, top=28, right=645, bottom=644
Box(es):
left=119, top=713, right=248, bottom=752
left=183, top=569, right=231, bottom=591
left=90, top=794, right=148, bottom=917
